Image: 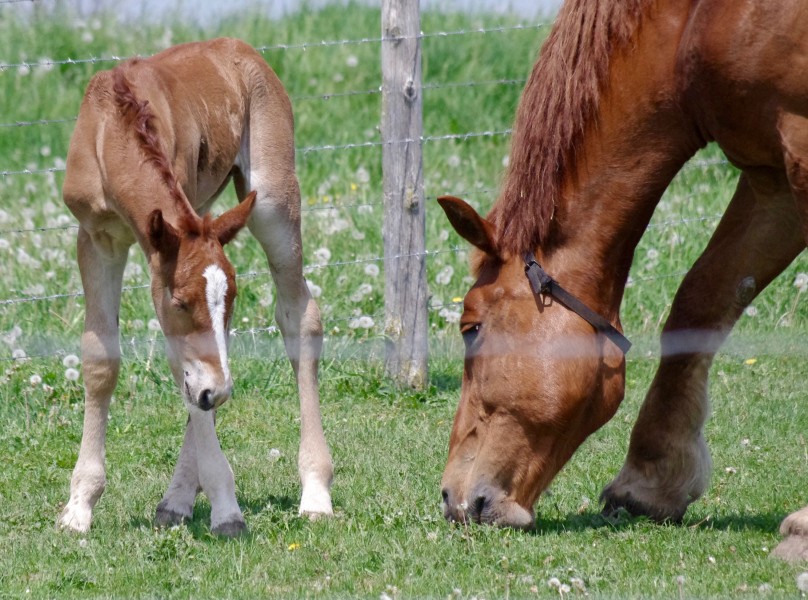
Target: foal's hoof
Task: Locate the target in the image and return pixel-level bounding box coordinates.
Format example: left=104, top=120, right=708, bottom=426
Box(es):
left=211, top=518, right=247, bottom=538
left=154, top=505, right=190, bottom=528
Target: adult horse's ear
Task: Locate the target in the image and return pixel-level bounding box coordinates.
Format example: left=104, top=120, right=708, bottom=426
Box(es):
left=148, top=209, right=180, bottom=257
left=213, top=190, right=257, bottom=246
left=437, top=196, right=499, bottom=257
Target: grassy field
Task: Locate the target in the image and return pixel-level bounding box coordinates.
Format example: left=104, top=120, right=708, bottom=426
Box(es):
left=1, top=1, right=808, bottom=598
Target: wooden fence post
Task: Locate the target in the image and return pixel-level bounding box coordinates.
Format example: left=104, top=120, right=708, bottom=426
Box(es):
left=381, top=0, right=428, bottom=389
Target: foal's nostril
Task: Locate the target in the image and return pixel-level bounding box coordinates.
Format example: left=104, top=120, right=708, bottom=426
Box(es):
left=441, top=488, right=449, bottom=504
left=198, top=389, right=214, bottom=411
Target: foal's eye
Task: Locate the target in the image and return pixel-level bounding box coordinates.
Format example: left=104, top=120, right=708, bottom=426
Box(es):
left=460, top=323, right=481, bottom=346
left=171, top=297, right=189, bottom=312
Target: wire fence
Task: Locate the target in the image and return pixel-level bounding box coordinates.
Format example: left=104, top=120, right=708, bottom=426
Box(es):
left=0, top=4, right=760, bottom=366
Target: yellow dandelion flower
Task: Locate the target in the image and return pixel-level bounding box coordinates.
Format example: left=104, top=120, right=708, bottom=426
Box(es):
left=287, top=542, right=301, bottom=551
left=452, top=297, right=463, bottom=303
left=744, top=358, right=757, bottom=365
left=350, top=182, right=358, bottom=191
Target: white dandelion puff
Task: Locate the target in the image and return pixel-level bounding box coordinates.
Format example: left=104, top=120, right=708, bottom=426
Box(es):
left=794, top=272, right=808, bottom=293
left=147, top=319, right=161, bottom=332
left=64, top=368, right=80, bottom=382
left=306, top=281, right=322, bottom=299
left=364, top=263, right=380, bottom=277
left=435, top=265, right=454, bottom=286
left=29, top=374, right=42, bottom=387
left=313, top=247, right=331, bottom=265
left=62, top=354, right=80, bottom=368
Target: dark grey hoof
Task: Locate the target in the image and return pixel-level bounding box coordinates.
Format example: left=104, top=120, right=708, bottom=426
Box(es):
left=211, top=518, right=247, bottom=537
left=155, top=503, right=191, bottom=527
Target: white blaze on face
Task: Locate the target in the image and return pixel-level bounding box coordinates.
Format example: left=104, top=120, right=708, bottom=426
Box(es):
left=202, top=264, right=230, bottom=382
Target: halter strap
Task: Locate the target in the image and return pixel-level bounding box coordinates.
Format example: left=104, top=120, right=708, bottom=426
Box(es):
left=524, top=252, right=632, bottom=355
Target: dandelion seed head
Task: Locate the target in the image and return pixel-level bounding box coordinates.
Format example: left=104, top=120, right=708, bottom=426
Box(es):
left=306, top=280, right=322, bottom=299
left=62, top=354, right=79, bottom=368
left=313, top=247, right=332, bottom=265
left=148, top=319, right=161, bottom=332
left=64, top=367, right=80, bottom=382
left=796, top=572, right=808, bottom=592
left=364, top=263, right=380, bottom=277
left=29, top=374, right=42, bottom=387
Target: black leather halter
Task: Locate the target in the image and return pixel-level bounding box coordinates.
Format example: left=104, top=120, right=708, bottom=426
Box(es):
left=523, top=252, right=632, bottom=355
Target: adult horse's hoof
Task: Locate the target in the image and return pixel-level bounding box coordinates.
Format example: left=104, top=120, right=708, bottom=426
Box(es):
left=600, top=485, right=687, bottom=524
left=211, top=518, right=247, bottom=537
left=772, top=507, right=808, bottom=562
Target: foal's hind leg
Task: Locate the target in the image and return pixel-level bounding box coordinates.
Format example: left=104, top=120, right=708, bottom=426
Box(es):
left=601, top=174, right=804, bottom=522
left=243, top=175, right=334, bottom=517
left=58, top=227, right=127, bottom=532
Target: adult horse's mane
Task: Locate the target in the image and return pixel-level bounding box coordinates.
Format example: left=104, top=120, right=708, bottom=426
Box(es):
left=112, top=63, right=203, bottom=234
left=488, top=0, right=651, bottom=256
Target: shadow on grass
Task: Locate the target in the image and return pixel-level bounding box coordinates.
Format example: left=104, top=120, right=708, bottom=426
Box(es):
left=531, top=508, right=783, bottom=535
left=128, top=493, right=303, bottom=540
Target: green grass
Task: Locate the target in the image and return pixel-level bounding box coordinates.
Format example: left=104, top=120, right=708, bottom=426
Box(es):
left=1, top=1, right=808, bottom=598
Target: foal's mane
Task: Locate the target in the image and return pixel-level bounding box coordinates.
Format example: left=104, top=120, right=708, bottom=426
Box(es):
left=488, top=0, right=651, bottom=255
left=112, top=63, right=202, bottom=235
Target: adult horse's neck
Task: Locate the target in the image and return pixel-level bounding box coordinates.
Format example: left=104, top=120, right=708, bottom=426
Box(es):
left=492, top=0, right=703, bottom=321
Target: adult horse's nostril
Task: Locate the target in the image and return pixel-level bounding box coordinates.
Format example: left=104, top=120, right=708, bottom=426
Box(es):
left=441, top=488, right=450, bottom=504
left=470, top=493, right=489, bottom=523
left=198, top=389, right=214, bottom=411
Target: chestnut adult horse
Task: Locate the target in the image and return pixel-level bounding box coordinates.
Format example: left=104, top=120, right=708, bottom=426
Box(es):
left=59, top=38, right=333, bottom=536
left=438, top=0, right=808, bottom=560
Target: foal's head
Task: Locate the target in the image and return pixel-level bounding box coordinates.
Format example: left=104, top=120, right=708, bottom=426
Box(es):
left=437, top=196, right=626, bottom=529
left=148, top=193, right=256, bottom=412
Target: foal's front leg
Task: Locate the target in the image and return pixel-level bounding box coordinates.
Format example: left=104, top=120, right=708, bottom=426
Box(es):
left=188, top=408, right=245, bottom=536
left=601, top=175, right=804, bottom=521
left=154, top=416, right=200, bottom=526
left=58, top=228, right=127, bottom=532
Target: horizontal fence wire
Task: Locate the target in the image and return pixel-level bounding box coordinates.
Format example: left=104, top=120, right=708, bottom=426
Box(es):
left=0, top=23, right=548, bottom=72
left=0, top=15, right=750, bottom=366
left=0, top=79, right=528, bottom=129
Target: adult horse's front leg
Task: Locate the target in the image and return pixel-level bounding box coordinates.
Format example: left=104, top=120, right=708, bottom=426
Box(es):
left=601, top=174, right=804, bottom=522
left=58, top=228, right=127, bottom=532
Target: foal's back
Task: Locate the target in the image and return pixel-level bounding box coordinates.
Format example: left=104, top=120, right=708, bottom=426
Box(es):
left=63, top=37, right=292, bottom=237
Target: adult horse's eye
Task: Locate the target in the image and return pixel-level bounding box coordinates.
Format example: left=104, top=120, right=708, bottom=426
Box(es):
left=460, top=323, right=481, bottom=346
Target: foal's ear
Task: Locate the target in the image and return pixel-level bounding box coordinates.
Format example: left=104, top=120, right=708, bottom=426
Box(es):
left=213, top=191, right=257, bottom=246
left=148, top=209, right=180, bottom=257
left=437, top=196, right=499, bottom=257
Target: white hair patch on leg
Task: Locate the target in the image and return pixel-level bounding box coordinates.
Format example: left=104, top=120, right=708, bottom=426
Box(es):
left=203, top=264, right=230, bottom=382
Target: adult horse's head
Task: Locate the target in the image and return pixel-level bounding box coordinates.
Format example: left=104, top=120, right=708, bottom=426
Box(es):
left=147, top=192, right=256, bottom=412
left=437, top=196, right=628, bottom=529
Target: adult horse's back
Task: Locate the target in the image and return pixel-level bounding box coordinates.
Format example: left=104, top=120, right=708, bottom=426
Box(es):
left=438, top=0, right=808, bottom=560
left=59, top=38, right=333, bottom=535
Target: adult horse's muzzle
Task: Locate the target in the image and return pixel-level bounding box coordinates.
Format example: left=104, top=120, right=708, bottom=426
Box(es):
left=441, top=481, right=535, bottom=529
